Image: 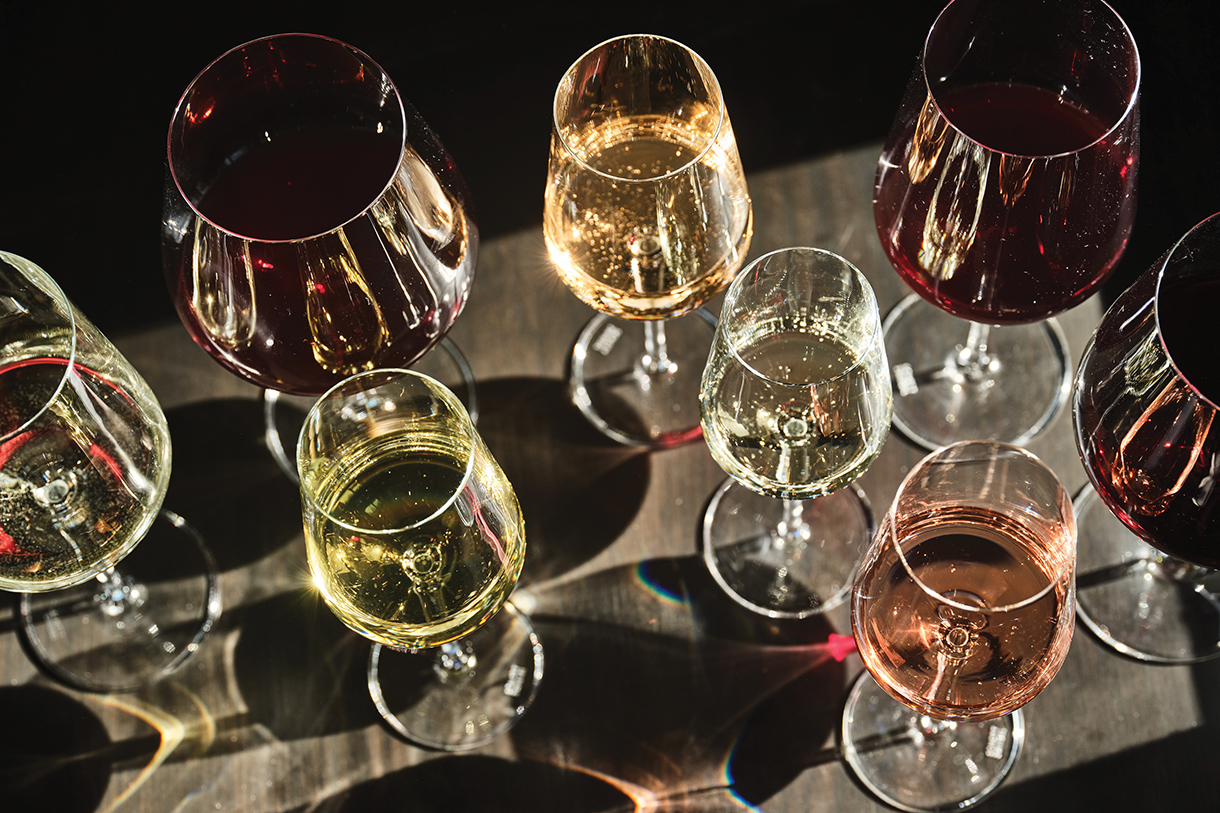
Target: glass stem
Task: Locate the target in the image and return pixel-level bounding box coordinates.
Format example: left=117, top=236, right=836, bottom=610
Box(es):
left=955, top=321, right=999, bottom=381
left=433, top=637, right=477, bottom=684
left=94, top=567, right=146, bottom=618
left=637, top=320, right=676, bottom=379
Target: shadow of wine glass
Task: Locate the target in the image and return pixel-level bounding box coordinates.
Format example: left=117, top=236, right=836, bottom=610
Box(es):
left=471, top=376, right=652, bottom=583
left=161, top=398, right=303, bottom=573
left=0, top=685, right=121, bottom=812
left=508, top=554, right=848, bottom=802
left=230, top=588, right=382, bottom=741
left=305, top=754, right=632, bottom=812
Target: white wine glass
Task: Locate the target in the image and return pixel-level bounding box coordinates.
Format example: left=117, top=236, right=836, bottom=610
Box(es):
left=545, top=33, right=752, bottom=448
left=0, top=251, right=219, bottom=692
left=842, top=440, right=1076, bottom=811
left=297, top=368, right=541, bottom=750
left=700, top=247, right=892, bottom=618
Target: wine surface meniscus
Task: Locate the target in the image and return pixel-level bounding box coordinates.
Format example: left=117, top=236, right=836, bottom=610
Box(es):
left=702, top=328, right=888, bottom=500
left=303, top=430, right=525, bottom=650
left=0, top=357, right=169, bottom=591
left=545, top=115, right=751, bottom=319
left=853, top=509, right=1073, bottom=721
left=875, top=81, right=1133, bottom=324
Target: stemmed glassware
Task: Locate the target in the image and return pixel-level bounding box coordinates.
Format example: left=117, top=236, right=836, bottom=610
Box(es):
left=875, top=0, right=1140, bottom=449
left=297, top=368, right=541, bottom=750
left=699, top=247, right=892, bottom=617
left=842, top=440, right=1076, bottom=811
left=1, top=251, right=218, bottom=692
left=1072, top=211, right=1220, bottom=664
left=162, top=33, right=479, bottom=479
left=544, top=34, right=752, bottom=448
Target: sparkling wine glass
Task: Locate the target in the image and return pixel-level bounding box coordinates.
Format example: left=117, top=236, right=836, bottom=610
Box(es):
left=163, top=33, right=478, bottom=480
left=1072, top=211, right=1220, bottom=664
left=875, top=0, right=1140, bottom=450
left=544, top=34, right=752, bottom=448
left=298, top=368, right=541, bottom=750
left=842, top=440, right=1076, bottom=811
left=699, top=247, right=891, bottom=617
left=0, top=251, right=219, bottom=692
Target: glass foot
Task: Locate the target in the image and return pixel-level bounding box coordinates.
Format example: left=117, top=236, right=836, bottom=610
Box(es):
left=264, top=336, right=479, bottom=482
left=1074, top=485, right=1220, bottom=664
left=884, top=294, right=1070, bottom=451
left=368, top=602, right=543, bottom=751
left=842, top=671, right=1023, bottom=812
left=702, top=479, right=873, bottom=618
left=569, top=310, right=715, bottom=448
left=19, top=509, right=221, bottom=693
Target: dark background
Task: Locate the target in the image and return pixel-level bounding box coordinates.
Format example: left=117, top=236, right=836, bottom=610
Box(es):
left=1, top=0, right=1215, bottom=340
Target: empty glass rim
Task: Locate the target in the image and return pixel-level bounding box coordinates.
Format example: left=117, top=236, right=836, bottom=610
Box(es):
left=720, top=246, right=882, bottom=387
left=1154, top=210, right=1220, bottom=410
left=0, top=251, right=78, bottom=445
left=922, top=0, right=1140, bottom=159
left=890, top=440, right=1075, bottom=613
left=297, top=367, right=476, bottom=534
left=166, top=32, right=407, bottom=244
left=552, top=33, right=727, bottom=183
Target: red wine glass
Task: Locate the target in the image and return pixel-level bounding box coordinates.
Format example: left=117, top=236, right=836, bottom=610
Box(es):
left=875, top=0, right=1139, bottom=450
left=1, top=252, right=219, bottom=693
left=162, top=34, right=478, bottom=479
left=1072, top=211, right=1220, bottom=664
left=842, top=440, right=1076, bottom=811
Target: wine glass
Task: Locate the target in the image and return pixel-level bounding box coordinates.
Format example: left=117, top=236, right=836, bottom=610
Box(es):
left=841, top=440, right=1076, bottom=811
left=1072, top=211, right=1220, bottom=664
left=297, top=368, right=542, bottom=750
left=162, top=33, right=478, bottom=480
left=544, top=33, right=752, bottom=448
left=0, top=251, right=219, bottom=692
left=699, top=247, right=892, bottom=617
left=875, top=0, right=1140, bottom=450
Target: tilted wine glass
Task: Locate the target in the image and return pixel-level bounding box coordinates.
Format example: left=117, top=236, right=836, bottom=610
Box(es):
left=297, top=369, right=541, bottom=750
left=545, top=33, right=752, bottom=448
left=1072, top=211, right=1220, bottom=664
left=163, top=33, right=478, bottom=479
left=842, top=440, right=1076, bottom=812
left=875, top=0, right=1139, bottom=450
left=700, top=247, right=892, bottom=618
left=0, top=251, right=218, bottom=692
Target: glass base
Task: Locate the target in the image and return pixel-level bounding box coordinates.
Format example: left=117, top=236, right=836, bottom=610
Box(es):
left=842, top=671, right=1023, bottom=813
left=569, top=310, right=715, bottom=448
left=264, top=336, right=479, bottom=482
left=1074, top=485, right=1220, bottom=664
left=19, top=509, right=221, bottom=693
left=884, top=294, right=1070, bottom=450
left=702, top=479, right=873, bottom=618
left=367, top=602, right=543, bottom=751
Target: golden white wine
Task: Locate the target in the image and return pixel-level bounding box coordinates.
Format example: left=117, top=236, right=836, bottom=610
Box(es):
left=544, top=115, right=751, bottom=318
left=303, top=429, right=525, bottom=650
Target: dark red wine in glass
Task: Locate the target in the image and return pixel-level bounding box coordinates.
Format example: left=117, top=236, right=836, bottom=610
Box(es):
left=874, top=0, right=1139, bottom=451
left=162, top=34, right=477, bottom=398
left=1072, top=211, right=1220, bottom=664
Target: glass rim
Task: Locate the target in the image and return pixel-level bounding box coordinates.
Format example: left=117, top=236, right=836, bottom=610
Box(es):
left=297, top=367, right=476, bottom=535
left=889, top=439, right=1076, bottom=614
left=719, top=246, right=883, bottom=387
left=1154, top=210, right=1220, bottom=410
left=552, top=33, right=727, bottom=183
left=166, top=32, right=407, bottom=244
left=921, top=0, right=1141, bottom=159
left=0, top=251, right=78, bottom=445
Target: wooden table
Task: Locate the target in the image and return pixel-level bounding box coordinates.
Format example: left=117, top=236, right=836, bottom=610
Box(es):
left=4, top=142, right=1217, bottom=812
